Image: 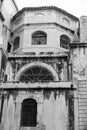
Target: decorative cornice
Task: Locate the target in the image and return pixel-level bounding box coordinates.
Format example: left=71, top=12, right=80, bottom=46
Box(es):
left=12, top=22, right=75, bottom=34
left=8, top=52, right=68, bottom=58
left=0, top=81, right=75, bottom=89
left=11, top=6, right=79, bottom=22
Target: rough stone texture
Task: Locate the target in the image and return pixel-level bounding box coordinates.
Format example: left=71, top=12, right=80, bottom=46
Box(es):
left=71, top=47, right=87, bottom=80
left=80, top=16, right=87, bottom=42
left=10, top=7, right=78, bottom=57
left=0, top=0, right=18, bottom=82
left=0, top=89, right=74, bottom=130
left=7, top=57, right=70, bottom=81
left=1, top=2, right=87, bottom=130
left=77, top=80, right=87, bottom=130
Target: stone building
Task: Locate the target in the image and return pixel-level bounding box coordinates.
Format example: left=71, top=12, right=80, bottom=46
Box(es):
left=0, top=3, right=87, bottom=130
left=0, top=0, right=18, bottom=81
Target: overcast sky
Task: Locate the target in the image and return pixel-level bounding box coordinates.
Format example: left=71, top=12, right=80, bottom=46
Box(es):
left=15, top=0, right=87, bottom=18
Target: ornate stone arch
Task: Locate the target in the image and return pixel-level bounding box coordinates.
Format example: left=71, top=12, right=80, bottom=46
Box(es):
left=15, top=62, right=59, bottom=81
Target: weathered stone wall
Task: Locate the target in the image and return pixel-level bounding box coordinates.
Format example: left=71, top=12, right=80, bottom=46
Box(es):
left=7, top=57, right=71, bottom=81
left=0, top=0, right=18, bottom=51
left=11, top=23, right=74, bottom=53
left=0, top=48, right=7, bottom=81
left=1, top=0, right=18, bottom=27
left=77, top=80, right=87, bottom=130
left=11, top=8, right=78, bottom=32
left=71, top=46, right=87, bottom=80
left=10, top=8, right=78, bottom=54
left=68, top=45, right=87, bottom=130
left=80, top=16, right=87, bottom=42
left=0, top=89, right=74, bottom=130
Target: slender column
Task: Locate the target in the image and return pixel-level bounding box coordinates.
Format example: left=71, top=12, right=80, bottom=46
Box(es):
left=14, top=101, right=22, bottom=130
left=0, top=20, right=3, bottom=79
left=0, top=20, right=3, bottom=45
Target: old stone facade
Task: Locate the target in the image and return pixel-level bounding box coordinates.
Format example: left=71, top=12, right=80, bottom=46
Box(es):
left=0, top=3, right=87, bottom=130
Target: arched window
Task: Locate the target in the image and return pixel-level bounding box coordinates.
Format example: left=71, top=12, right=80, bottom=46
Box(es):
left=60, top=35, right=70, bottom=49
left=19, top=66, right=54, bottom=82
left=62, top=18, right=70, bottom=26
left=32, top=31, right=47, bottom=45
left=21, top=98, right=37, bottom=127
left=13, top=36, right=20, bottom=51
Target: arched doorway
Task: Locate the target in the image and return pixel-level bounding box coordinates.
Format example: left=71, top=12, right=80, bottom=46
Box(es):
left=20, top=98, right=37, bottom=127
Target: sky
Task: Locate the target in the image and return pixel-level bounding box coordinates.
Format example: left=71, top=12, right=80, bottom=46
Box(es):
left=15, top=0, right=87, bottom=18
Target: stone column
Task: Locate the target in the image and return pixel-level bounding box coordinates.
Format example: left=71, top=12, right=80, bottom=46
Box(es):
left=37, top=100, right=43, bottom=124
left=1, top=95, right=8, bottom=130
left=0, top=19, right=3, bottom=45
left=0, top=49, right=2, bottom=79
left=0, top=19, right=3, bottom=79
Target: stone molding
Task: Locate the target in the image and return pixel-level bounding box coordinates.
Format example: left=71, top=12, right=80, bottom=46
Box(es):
left=15, top=61, right=59, bottom=81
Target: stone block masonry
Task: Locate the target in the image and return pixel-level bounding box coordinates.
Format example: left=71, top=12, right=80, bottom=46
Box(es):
left=78, top=80, right=87, bottom=130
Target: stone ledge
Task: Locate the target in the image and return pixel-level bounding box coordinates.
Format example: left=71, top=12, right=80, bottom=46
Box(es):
left=0, top=81, right=76, bottom=89
left=70, top=42, right=87, bottom=47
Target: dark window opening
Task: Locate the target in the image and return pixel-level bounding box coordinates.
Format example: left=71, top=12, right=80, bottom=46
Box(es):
left=4, top=74, right=7, bottom=81
left=60, top=35, right=70, bottom=49
left=13, top=36, right=20, bottom=51
left=21, top=98, right=37, bottom=127
left=7, top=42, right=11, bottom=53
left=1, top=0, right=4, bottom=2
left=19, top=66, right=54, bottom=83
left=32, top=31, right=47, bottom=45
